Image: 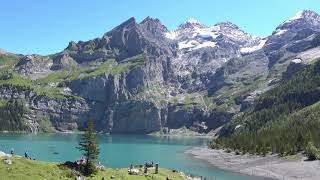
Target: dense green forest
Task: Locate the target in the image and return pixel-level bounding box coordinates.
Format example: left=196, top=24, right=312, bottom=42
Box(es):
left=0, top=99, right=26, bottom=131
left=214, top=59, right=320, bottom=158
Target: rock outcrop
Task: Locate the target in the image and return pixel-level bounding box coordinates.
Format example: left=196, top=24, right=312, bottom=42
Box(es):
left=1, top=10, right=320, bottom=134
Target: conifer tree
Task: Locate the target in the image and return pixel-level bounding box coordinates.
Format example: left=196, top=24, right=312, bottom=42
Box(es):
left=78, top=120, right=99, bottom=176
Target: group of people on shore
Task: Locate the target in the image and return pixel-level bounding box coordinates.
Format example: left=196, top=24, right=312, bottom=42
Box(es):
left=74, top=156, right=105, bottom=171
left=24, top=151, right=35, bottom=160
left=75, top=156, right=87, bottom=166
left=8, top=148, right=35, bottom=160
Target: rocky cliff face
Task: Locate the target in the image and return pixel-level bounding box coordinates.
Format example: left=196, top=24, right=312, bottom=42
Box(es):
left=1, top=10, right=320, bottom=134
left=0, top=84, right=89, bottom=133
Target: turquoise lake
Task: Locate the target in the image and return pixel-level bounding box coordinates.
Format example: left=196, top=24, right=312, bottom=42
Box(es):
left=0, top=133, right=267, bottom=180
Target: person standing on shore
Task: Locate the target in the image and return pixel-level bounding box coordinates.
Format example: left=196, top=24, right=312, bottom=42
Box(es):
left=25, top=151, right=29, bottom=158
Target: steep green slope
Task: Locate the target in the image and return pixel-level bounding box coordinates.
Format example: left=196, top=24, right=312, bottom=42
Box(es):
left=36, top=54, right=145, bottom=84
left=0, top=54, right=146, bottom=100
left=0, top=54, right=66, bottom=99
left=0, top=156, right=185, bottom=180
left=215, top=59, right=320, bottom=155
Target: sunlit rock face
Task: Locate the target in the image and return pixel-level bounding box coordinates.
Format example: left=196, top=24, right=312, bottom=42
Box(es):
left=3, top=10, right=320, bottom=133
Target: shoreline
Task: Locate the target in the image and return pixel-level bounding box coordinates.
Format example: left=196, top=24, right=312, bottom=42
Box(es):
left=148, top=133, right=213, bottom=138
left=0, top=154, right=187, bottom=180
left=186, top=147, right=320, bottom=180
left=0, top=150, right=202, bottom=180
left=0, top=131, right=214, bottom=138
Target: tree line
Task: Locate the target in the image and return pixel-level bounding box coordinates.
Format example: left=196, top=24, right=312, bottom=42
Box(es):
left=214, top=60, right=320, bottom=159
left=0, top=99, right=26, bottom=131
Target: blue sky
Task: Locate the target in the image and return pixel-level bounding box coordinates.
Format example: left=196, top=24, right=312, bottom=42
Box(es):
left=1, top=0, right=320, bottom=55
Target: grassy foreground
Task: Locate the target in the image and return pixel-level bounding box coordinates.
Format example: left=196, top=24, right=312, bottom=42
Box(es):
left=0, top=156, right=185, bottom=180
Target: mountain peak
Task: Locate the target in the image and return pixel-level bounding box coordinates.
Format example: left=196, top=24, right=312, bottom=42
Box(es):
left=287, top=10, right=320, bottom=22
left=178, top=18, right=208, bottom=30
left=214, top=21, right=240, bottom=30
left=289, top=10, right=306, bottom=21
left=185, top=18, right=201, bottom=25
left=140, top=16, right=161, bottom=24
left=103, top=17, right=137, bottom=38
left=139, top=16, right=168, bottom=36
left=113, top=17, right=137, bottom=29
left=274, top=10, right=320, bottom=34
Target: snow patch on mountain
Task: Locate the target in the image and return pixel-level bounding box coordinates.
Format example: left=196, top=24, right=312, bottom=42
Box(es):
left=240, top=39, right=267, bottom=53
left=165, top=19, right=209, bottom=40
left=165, top=31, right=178, bottom=40
left=291, top=58, right=302, bottom=64
left=287, top=10, right=304, bottom=22
left=274, top=29, right=288, bottom=36
left=277, top=10, right=320, bottom=32
left=193, top=27, right=219, bottom=39
left=178, top=40, right=198, bottom=49
left=167, top=19, right=260, bottom=52
left=285, top=10, right=320, bottom=23
left=178, top=40, right=216, bottom=50
left=193, top=41, right=217, bottom=50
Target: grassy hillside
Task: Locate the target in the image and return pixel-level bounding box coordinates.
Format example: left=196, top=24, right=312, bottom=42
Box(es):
left=0, top=53, right=146, bottom=100
left=37, top=54, right=145, bottom=84
left=215, top=60, right=320, bottom=156
left=0, top=156, right=185, bottom=180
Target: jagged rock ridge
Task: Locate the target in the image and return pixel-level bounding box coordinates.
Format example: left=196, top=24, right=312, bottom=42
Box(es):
left=1, top=10, right=320, bottom=134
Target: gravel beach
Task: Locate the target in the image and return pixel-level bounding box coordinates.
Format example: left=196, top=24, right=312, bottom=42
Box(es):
left=186, top=147, right=320, bottom=180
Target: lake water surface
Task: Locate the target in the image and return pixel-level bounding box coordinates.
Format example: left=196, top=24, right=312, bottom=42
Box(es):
left=0, top=133, right=266, bottom=180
